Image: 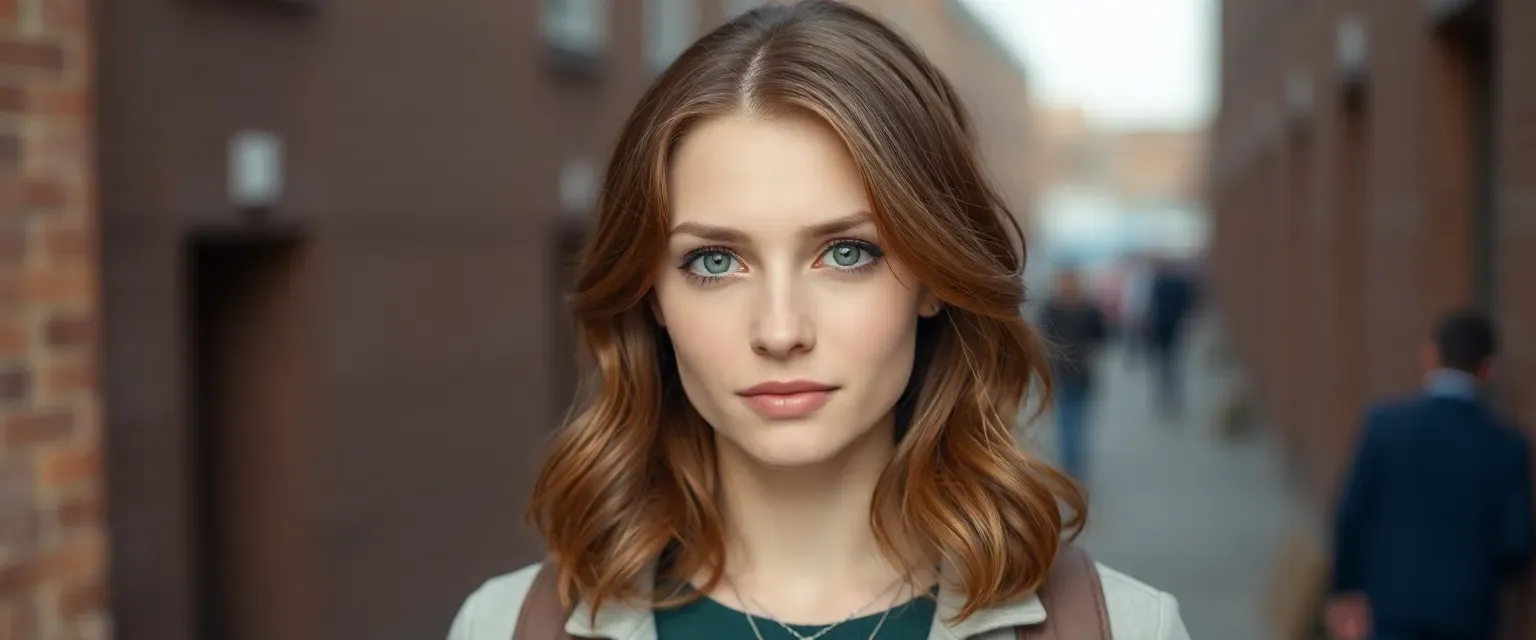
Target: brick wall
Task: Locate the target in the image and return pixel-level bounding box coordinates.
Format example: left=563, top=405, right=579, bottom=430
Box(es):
left=1213, top=0, right=1536, bottom=631
left=1215, top=0, right=1535, bottom=491
left=0, top=0, right=105, bottom=638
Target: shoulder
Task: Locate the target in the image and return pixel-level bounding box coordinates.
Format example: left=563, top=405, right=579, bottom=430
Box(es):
left=1356, top=397, right=1424, bottom=439
left=1365, top=396, right=1420, bottom=422
left=447, top=563, right=543, bottom=640
left=1095, top=563, right=1191, bottom=640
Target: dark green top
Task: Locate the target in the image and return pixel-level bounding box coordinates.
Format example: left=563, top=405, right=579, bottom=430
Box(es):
left=653, top=592, right=936, bottom=640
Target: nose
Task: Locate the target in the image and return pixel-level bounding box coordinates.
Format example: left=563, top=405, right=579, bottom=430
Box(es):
left=749, top=273, right=815, bottom=359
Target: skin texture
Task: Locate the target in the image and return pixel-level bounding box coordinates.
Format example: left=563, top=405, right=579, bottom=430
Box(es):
left=651, top=111, right=940, bottom=623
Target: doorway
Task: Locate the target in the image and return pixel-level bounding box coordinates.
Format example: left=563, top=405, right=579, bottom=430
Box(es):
left=186, top=230, right=317, bottom=640
left=1434, top=0, right=1497, bottom=314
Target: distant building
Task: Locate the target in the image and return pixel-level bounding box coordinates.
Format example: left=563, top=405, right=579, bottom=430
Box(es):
left=1028, top=105, right=1208, bottom=281
left=1031, top=106, right=1207, bottom=211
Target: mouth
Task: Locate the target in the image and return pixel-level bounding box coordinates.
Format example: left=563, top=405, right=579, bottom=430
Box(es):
left=736, top=380, right=840, bottom=420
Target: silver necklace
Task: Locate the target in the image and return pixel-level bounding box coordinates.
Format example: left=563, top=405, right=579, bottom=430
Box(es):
left=725, top=575, right=905, bottom=640
left=740, top=579, right=904, bottom=640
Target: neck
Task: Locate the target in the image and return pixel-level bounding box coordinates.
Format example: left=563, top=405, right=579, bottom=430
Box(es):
left=711, top=416, right=925, bottom=622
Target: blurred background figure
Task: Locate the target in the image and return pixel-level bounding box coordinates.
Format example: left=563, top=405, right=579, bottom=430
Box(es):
left=1327, top=310, right=1533, bottom=640
left=1040, top=268, right=1109, bottom=484
left=1146, top=256, right=1199, bottom=422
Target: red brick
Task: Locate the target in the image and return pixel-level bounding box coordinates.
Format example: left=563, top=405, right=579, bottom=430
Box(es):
left=3, top=408, right=75, bottom=447
left=0, top=365, right=30, bottom=402
left=0, top=274, right=16, bottom=308
left=0, top=601, right=40, bottom=640
left=0, top=177, right=69, bottom=212
left=0, top=36, right=66, bottom=73
left=54, top=495, right=99, bottom=530
left=39, top=0, right=90, bottom=32
left=40, top=357, right=93, bottom=396
left=0, top=537, right=103, bottom=597
left=0, top=318, right=23, bottom=357
left=29, top=87, right=89, bottom=118
left=0, top=224, right=22, bottom=269
left=0, top=84, right=21, bottom=113
left=21, top=265, right=91, bottom=305
left=57, top=581, right=104, bottom=621
left=36, top=445, right=97, bottom=489
left=42, top=312, right=91, bottom=348
left=40, top=224, right=91, bottom=260
left=0, top=507, right=40, bottom=558
left=0, top=0, right=14, bottom=22
left=0, top=557, right=46, bottom=598
left=0, top=274, right=17, bottom=308
left=25, top=124, right=88, bottom=175
left=0, top=131, right=17, bottom=168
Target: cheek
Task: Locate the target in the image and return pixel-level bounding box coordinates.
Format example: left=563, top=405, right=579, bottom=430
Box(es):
left=654, top=286, right=739, bottom=380
left=819, top=280, right=922, bottom=382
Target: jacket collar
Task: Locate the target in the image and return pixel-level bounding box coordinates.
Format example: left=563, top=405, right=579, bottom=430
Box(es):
left=1424, top=368, right=1480, bottom=402
left=563, top=561, right=1047, bottom=640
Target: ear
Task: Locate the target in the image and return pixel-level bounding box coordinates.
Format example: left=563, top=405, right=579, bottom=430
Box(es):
left=918, top=289, right=943, bottom=318
left=1476, top=358, right=1495, bottom=382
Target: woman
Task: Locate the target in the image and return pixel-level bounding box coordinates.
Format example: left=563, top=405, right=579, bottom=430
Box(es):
left=450, top=2, right=1189, bottom=639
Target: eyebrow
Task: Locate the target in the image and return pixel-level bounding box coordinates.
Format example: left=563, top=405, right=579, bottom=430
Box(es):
left=669, top=212, right=874, bottom=243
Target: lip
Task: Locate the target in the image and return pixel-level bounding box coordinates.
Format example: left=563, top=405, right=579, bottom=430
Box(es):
left=737, top=380, right=839, bottom=420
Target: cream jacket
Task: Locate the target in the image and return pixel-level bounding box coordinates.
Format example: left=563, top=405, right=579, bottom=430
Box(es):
left=447, top=561, right=1192, bottom=640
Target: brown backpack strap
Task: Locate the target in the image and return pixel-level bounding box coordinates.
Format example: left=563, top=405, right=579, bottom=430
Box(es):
left=1017, top=544, right=1112, bottom=640
left=511, top=562, right=576, bottom=640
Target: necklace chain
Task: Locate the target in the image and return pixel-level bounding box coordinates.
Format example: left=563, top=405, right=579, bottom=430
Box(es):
left=723, top=574, right=906, bottom=640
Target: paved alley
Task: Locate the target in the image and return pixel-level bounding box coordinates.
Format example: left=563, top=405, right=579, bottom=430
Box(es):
left=1021, top=319, right=1301, bottom=639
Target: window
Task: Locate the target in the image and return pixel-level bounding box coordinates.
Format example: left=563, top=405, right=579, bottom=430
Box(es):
left=646, top=0, right=699, bottom=73
left=544, top=0, right=607, bottom=58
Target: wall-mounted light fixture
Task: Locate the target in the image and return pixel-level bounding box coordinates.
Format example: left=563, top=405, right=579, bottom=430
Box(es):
left=1336, top=15, right=1368, bottom=91
left=559, top=157, right=598, bottom=218
left=228, top=130, right=285, bottom=215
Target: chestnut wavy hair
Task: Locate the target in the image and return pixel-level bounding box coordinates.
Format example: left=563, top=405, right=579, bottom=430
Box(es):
left=529, top=0, right=1084, bottom=621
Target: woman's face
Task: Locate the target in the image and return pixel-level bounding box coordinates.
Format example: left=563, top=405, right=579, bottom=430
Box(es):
left=652, top=111, right=939, bottom=467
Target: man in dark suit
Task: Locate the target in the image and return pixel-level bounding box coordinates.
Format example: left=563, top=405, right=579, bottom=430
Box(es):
left=1327, top=310, right=1534, bottom=640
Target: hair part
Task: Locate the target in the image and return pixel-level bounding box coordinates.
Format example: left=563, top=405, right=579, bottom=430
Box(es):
left=529, top=0, right=1085, bottom=622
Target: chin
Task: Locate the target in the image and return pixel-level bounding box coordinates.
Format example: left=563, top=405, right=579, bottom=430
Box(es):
left=729, top=422, right=859, bottom=468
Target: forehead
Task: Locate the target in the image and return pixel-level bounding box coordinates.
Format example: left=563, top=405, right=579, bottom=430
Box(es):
left=667, top=112, right=871, bottom=231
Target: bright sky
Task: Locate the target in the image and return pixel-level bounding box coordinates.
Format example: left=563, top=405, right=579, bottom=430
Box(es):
left=958, top=0, right=1218, bottom=130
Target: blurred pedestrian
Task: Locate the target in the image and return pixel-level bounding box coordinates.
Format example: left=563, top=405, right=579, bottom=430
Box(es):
left=1327, top=309, right=1533, bottom=640
left=1040, top=268, right=1109, bottom=484
left=1146, top=257, right=1195, bottom=422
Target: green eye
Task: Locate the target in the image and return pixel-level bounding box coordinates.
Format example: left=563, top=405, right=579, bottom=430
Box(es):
left=822, top=242, right=879, bottom=269
left=689, top=252, right=738, bottom=277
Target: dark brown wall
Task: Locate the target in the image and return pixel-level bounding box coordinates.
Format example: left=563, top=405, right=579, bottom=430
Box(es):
left=1213, top=0, right=1536, bottom=631
left=96, top=1, right=663, bottom=639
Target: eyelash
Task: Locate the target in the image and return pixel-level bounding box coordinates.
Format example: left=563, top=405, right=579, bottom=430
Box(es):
left=676, top=238, right=886, bottom=286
